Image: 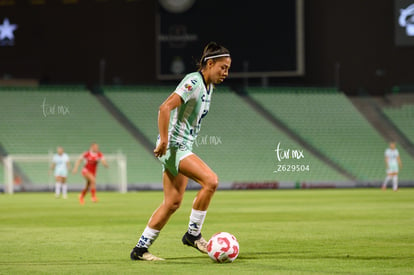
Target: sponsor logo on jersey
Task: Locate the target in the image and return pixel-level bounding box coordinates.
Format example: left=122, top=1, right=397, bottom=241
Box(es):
left=184, top=83, right=193, bottom=91
left=184, top=79, right=198, bottom=92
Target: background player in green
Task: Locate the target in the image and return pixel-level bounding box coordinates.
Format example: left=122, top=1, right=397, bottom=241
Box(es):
left=131, top=42, right=231, bottom=261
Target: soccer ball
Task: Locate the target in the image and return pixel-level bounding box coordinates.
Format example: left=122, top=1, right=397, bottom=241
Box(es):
left=207, top=232, right=239, bottom=263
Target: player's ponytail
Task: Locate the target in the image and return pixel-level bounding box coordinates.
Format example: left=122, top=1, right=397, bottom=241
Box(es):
left=198, top=42, right=230, bottom=70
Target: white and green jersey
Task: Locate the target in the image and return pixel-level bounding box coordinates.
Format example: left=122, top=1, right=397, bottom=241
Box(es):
left=52, top=153, right=69, bottom=177
left=385, top=148, right=399, bottom=168
left=168, top=72, right=213, bottom=150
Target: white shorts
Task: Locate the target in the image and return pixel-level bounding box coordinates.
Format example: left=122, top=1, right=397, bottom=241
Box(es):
left=386, top=162, right=399, bottom=174
left=54, top=168, right=68, bottom=178
left=156, top=138, right=193, bottom=176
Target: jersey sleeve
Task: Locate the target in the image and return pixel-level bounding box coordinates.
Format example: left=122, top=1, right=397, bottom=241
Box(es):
left=174, top=74, right=201, bottom=103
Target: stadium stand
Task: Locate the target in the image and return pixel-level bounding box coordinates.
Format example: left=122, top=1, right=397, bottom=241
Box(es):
left=0, top=158, right=3, bottom=185
left=104, top=86, right=173, bottom=142
left=249, top=88, right=414, bottom=181
left=382, top=104, right=414, bottom=145
left=105, top=86, right=348, bottom=183
left=2, top=85, right=411, bottom=189
left=0, top=87, right=161, bottom=187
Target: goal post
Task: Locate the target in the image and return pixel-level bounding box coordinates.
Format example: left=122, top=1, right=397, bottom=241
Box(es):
left=2, top=153, right=127, bottom=194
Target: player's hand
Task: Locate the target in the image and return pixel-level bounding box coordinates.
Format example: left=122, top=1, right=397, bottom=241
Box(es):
left=154, top=141, right=167, bottom=158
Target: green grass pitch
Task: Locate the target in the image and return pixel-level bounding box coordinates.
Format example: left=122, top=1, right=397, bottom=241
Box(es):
left=0, top=189, right=413, bottom=274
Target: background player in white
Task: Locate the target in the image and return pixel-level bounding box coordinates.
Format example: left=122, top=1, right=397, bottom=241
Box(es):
left=382, top=142, right=402, bottom=191
left=50, top=146, right=70, bottom=199
left=130, top=42, right=231, bottom=261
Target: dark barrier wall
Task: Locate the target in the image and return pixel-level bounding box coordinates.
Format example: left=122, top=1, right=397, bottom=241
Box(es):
left=0, top=0, right=413, bottom=94
left=0, top=1, right=156, bottom=86
left=304, top=0, right=414, bottom=94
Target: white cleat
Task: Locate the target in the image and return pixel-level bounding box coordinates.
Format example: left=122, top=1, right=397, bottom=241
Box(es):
left=130, top=247, right=164, bottom=261
left=140, top=252, right=165, bottom=261
left=182, top=232, right=208, bottom=254
left=194, top=237, right=208, bottom=253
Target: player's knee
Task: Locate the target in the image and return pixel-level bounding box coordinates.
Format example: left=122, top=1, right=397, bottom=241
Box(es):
left=167, top=201, right=181, bottom=213
left=165, top=199, right=182, bottom=213
left=205, top=173, right=218, bottom=192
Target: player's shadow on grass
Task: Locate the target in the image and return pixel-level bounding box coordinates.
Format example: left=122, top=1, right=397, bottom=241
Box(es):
left=242, top=251, right=410, bottom=261
left=164, top=251, right=408, bottom=263
left=166, top=252, right=288, bottom=261
left=165, top=255, right=208, bottom=262
left=242, top=251, right=303, bottom=260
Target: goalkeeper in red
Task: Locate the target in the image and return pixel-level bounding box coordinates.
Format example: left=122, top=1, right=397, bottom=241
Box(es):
left=130, top=42, right=231, bottom=261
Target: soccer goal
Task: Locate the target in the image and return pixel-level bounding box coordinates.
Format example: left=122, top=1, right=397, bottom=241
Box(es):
left=2, top=153, right=127, bottom=194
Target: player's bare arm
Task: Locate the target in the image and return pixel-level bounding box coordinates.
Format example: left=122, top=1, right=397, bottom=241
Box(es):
left=101, top=158, right=109, bottom=168
left=154, top=93, right=183, bottom=158
left=49, top=162, right=56, bottom=175
left=72, top=156, right=83, bottom=174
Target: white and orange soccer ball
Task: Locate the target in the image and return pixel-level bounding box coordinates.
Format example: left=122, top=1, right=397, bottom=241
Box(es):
left=207, top=232, right=239, bottom=263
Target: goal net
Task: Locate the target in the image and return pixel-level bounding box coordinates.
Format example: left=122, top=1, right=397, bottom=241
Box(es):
left=2, top=153, right=127, bottom=194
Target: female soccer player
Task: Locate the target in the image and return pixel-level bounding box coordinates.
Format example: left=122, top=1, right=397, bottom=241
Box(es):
left=72, top=143, right=108, bottom=204
left=382, top=142, right=402, bottom=191
left=130, top=42, right=231, bottom=261
left=50, top=146, right=70, bottom=199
